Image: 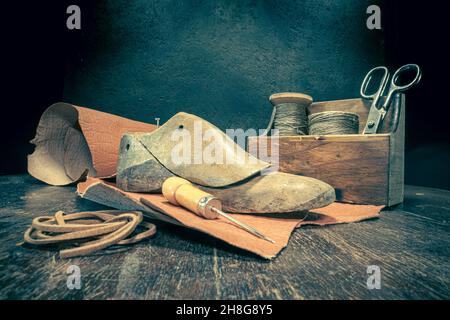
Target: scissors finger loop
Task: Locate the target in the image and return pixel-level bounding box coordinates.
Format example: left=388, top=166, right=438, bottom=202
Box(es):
left=391, top=63, right=422, bottom=91
left=360, top=66, right=389, bottom=100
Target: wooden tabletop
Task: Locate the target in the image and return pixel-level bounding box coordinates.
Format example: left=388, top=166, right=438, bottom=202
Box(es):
left=0, top=174, right=449, bottom=299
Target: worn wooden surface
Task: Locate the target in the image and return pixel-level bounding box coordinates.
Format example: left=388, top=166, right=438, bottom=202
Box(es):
left=0, top=175, right=449, bottom=300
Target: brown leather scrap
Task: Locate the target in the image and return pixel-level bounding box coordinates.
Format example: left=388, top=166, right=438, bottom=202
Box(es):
left=28, top=103, right=156, bottom=185
left=77, top=178, right=383, bottom=259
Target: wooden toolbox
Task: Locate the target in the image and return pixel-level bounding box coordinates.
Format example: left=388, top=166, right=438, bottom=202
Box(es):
left=247, top=94, right=406, bottom=206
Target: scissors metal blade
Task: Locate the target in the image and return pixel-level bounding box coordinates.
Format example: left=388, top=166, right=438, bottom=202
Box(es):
left=361, top=66, right=390, bottom=134
left=363, top=105, right=385, bottom=134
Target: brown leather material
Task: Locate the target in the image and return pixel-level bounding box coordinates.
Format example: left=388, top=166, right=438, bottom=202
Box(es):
left=77, top=178, right=383, bottom=259
left=28, top=103, right=156, bottom=185
left=23, top=210, right=156, bottom=258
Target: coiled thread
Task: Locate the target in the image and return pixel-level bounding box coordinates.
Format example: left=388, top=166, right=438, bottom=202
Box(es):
left=308, top=111, right=359, bottom=135
left=273, top=103, right=309, bottom=136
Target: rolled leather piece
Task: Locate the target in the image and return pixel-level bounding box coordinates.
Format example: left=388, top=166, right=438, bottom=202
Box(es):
left=116, top=112, right=336, bottom=213
left=28, top=103, right=156, bottom=185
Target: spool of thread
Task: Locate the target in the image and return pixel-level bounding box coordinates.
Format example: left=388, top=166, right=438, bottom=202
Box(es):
left=267, top=93, right=313, bottom=136
left=308, top=111, right=359, bottom=135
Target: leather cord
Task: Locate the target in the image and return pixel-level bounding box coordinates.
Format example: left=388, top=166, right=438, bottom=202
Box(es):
left=23, top=210, right=156, bottom=258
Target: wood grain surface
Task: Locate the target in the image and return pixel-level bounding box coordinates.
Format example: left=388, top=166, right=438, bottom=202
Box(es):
left=0, top=175, right=448, bottom=299
left=248, top=135, right=390, bottom=204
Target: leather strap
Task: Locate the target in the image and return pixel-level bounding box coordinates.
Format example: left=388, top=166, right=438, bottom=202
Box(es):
left=23, top=210, right=156, bottom=258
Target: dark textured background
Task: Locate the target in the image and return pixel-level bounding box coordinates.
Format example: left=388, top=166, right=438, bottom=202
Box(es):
left=63, top=0, right=384, bottom=131
left=2, top=0, right=449, bottom=189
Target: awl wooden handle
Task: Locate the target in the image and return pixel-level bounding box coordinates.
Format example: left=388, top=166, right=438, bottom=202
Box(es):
left=162, top=177, right=222, bottom=219
left=161, top=177, right=276, bottom=243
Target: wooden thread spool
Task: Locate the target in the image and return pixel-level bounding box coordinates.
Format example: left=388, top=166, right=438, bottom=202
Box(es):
left=308, top=111, right=359, bottom=135
left=267, top=93, right=313, bottom=136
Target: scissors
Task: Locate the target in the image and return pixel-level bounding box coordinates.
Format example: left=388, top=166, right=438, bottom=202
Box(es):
left=361, top=64, right=421, bottom=134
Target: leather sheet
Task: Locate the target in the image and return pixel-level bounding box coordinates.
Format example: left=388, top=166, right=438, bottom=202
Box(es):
left=28, top=103, right=156, bottom=185
left=78, top=177, right=383, bottom=259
